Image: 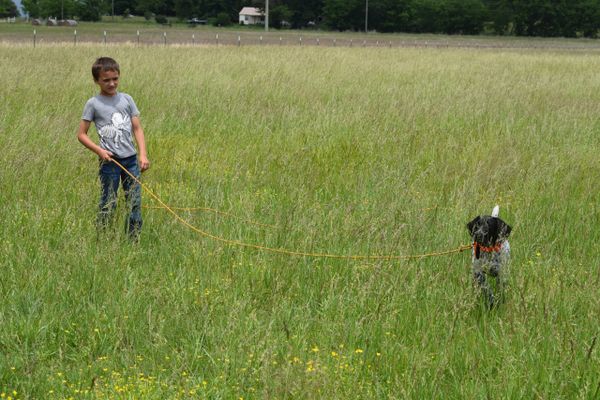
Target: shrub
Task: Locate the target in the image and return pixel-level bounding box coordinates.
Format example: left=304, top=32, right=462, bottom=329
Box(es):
left=214, top=12, right=231, bottom=26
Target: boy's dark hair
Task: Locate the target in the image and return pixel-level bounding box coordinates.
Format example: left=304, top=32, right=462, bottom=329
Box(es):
left=92, top=57, right=120, bottom=81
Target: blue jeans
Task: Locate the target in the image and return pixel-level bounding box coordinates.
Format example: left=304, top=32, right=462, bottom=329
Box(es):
left=98, top=154, right=142, bottom=238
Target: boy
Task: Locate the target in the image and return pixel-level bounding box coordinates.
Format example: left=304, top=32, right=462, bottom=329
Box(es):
left=77, top=57, right=150, bottom=240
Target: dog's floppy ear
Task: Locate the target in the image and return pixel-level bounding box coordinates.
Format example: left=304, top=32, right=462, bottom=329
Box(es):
left=497, top=218, right=512, bottom=239
left=467, top=216, right=480, bottom=236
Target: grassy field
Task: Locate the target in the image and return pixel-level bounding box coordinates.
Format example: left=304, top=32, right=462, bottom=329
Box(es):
left=1, top=41, right=600, bottom=399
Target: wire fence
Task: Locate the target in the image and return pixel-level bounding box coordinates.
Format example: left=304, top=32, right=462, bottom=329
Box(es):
left=28, top=29, right=437, bottom=48
left=6, top=27, right=600, bottom=51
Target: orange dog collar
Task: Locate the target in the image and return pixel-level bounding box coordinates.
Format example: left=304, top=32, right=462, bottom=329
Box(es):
left=473, top=241, right=502, bottom=253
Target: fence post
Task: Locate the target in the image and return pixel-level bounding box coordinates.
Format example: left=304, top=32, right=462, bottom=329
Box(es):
left=316, top=37, right=319, bottom=46
left=137, top=30, right=140, bottom=46
left=350, top=39, right=353, bottom=47
left=216, top=34, right=218, bottom=46
left=333, top=38, right=336, bottom=47
left=163, top=32, right=166, bottom=46
left=74, top=29, right=77, bottom=45
left=299, top=36, right=302, bottom=46
left=363, top=40, right=366, bottom=47
left=103, top=31, right=106, bottom=45
left=279, top=36, right=282, bottom=46
left=33, top=29, right=36, bottom=48
left=389, top=40, right=392, bottom=48
left=237, top=35, right=241, bottom=47
left=260, top=35, right=262, bottom=45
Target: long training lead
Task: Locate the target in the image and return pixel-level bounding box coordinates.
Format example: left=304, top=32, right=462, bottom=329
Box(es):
left=112, top=158, right=472, bottom=260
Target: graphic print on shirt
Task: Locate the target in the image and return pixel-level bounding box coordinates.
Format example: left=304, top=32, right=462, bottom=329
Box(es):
left=98, top=112, right=131, bottom=149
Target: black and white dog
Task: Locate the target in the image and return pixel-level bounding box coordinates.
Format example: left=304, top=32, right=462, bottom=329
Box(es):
left=467, top=206, right=512, bottom=308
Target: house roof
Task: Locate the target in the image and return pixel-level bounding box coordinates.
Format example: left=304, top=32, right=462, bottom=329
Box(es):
left=239, top=7, right=263, bottom=17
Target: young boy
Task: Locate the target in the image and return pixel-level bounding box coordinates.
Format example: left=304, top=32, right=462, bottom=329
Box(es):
left=77, top=57, right=150, bottom=240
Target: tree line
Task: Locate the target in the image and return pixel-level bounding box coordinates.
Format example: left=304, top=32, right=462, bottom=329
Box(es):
left=18, top=0, right=600, bottom=38
left=1, top=0, right=18, bottom=17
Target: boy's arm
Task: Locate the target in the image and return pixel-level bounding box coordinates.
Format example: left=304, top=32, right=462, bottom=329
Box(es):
left=77, top=120, right=113, bottom=161
left=131, top=116, right=150, bottom=171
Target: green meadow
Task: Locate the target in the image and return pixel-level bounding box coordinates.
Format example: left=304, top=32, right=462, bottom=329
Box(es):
left=1, top=41, right=599, bottom=399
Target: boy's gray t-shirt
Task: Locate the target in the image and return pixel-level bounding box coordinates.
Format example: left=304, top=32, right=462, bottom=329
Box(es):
left=82, top=92, right=140, bottom=159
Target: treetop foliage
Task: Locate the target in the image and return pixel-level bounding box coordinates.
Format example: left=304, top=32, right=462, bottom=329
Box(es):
left=19, top=0, right=600, bottom=37
left=2, top=0, right=19, bottom=17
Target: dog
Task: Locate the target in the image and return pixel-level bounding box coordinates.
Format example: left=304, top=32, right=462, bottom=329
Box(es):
left=466, top=205, right=512, bottom=308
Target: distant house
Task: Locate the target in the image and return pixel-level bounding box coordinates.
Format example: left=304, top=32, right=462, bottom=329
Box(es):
left=238, top=7, right=263, bottom=25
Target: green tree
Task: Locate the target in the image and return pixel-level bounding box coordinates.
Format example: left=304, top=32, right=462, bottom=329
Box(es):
left=155, top=0, right=174, bottom=16
left=22, top=0, right=40, bottom=17
left=77, top=0, right=104, bottom=20
left=484, top=0, right=515, bottom=34
left=135, top=0, right=159, bottom=16
left=174, top=0, right=195, bottom=19
left=214, top=10, right=230, bottom=25
left=204, top=0, right=244, bottom=21
left=114, top=0, right=137, bottom=15
left=270, top=4, right=292, bottom=28
left=409, top=0, right=444, bottom=33
left=0, top=0, right=18, bottom=17
left=323, top=0, right=362, bottom=31
left=573, top=0, right=600, bottom=37
left=371, top=0, right=411, bottom=32
left=442, top=0, right=487, bottom=34
left=284, top=0, right=323, bottom=28
left=509, top=0, right=569, bottom=37
left=23, top=0, right=78, bottom=18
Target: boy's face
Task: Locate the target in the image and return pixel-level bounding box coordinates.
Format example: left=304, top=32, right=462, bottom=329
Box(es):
left=95, top=69, right=119, bottom=96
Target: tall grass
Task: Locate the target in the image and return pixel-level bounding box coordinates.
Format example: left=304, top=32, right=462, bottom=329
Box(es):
left=1, top=43, right=599, bottom=399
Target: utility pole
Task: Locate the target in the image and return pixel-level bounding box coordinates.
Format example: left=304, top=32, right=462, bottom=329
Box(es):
left=365, top=0, right=368, bottom=33
left=265, top=0, right=269, bottom=32
left=61, top=0, right=64, bottom=20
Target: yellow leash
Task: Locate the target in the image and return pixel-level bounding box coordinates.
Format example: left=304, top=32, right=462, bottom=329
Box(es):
left=113, top=159, right=472, bottom=260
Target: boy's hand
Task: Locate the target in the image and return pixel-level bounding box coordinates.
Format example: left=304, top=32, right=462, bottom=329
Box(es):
left=139, top=156, right=150, bottom=172
left=98, top=149, right=113, bottom=161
